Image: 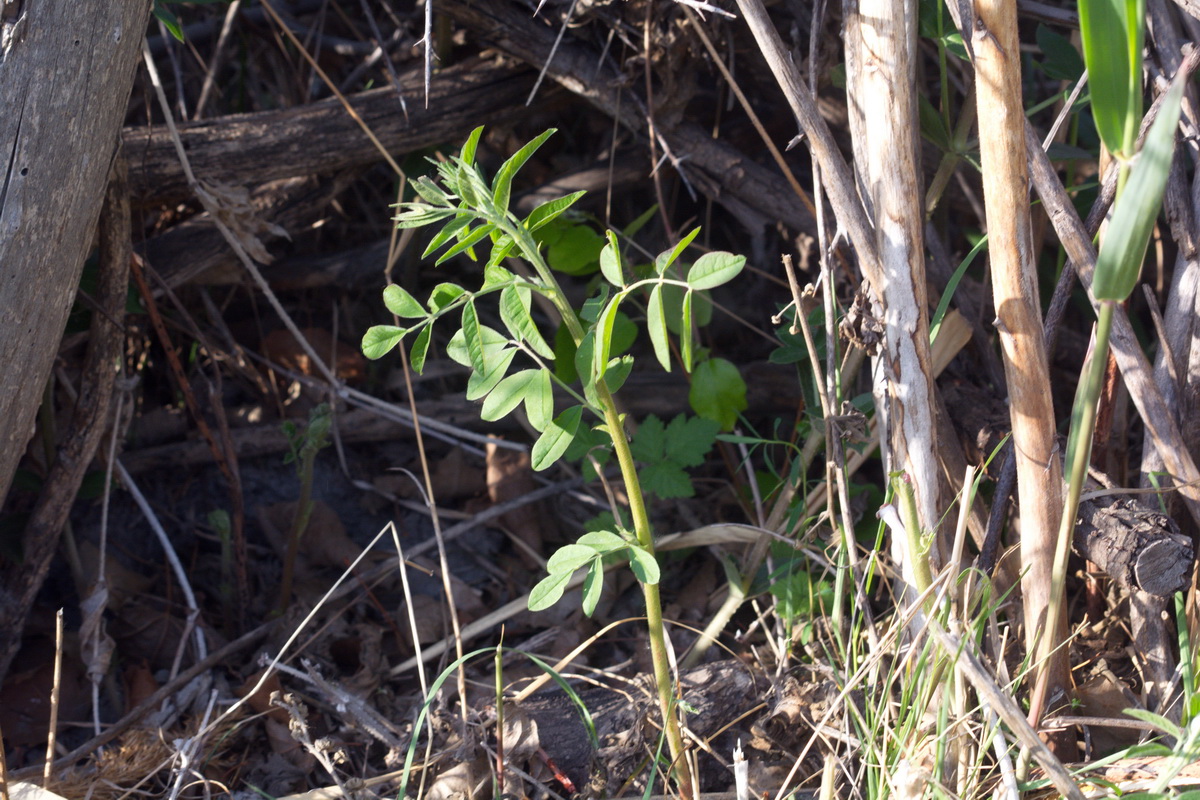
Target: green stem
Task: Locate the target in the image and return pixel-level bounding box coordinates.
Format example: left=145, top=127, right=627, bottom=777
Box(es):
left=512, top=220, right=692, bottom=797
left=596, top=379, right=693, bottom=800
left=1032, top=300, right=1115, bottom=722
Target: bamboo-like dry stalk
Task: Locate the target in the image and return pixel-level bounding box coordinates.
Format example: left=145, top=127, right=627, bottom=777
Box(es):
left=971, top=0, right=1068, bottom=730
left=844, top=0, right=942, bottom=549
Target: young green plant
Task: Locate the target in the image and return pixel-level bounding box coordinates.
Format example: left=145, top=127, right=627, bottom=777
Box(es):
left=277, top=402, right=332, bottom=614
left=1034, top=6, right=1187, bottom=721
left=362, top=127, right=745, bottom=800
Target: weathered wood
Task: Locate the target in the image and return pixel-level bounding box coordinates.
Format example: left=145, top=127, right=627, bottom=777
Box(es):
left=122, top=56, right=547, bottom=207
left=1074, top=497, right=1192, bottom=597
left=0, top=0, right=151, bottom=508
left=0, top=152, right=133, bottom=685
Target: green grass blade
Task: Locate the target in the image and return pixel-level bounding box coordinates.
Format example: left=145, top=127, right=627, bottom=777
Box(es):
left=1092, top=73, right=1184, bottom=301
left=1079, top=0, right=1141, bottom=156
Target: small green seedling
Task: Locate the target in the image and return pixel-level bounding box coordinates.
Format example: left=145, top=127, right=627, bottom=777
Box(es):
left=277, top=402, right=332, bottom=614
left=362, top=127, right=745, bottom=799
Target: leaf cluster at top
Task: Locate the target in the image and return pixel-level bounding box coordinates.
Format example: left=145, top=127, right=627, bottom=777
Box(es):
left=361, top=127, right=748, bottom=472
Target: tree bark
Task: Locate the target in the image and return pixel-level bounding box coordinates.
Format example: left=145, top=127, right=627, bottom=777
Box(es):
left=0, top=0, right=152, bottom=507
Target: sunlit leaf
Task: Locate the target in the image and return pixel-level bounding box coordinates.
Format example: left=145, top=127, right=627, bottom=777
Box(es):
left=592, top=296, right=622, bottom=381
left=423, top=214, right=473, bottom=259
left=532, top=405, right=583, bottom=471
left=547, top=543, right=597, bottom=574
left=428, top=282, right=467, bottom=312
left=655, top=227, right=701, bottom=275
left=461, top=299, right=486, bottom=374
left=599, top=231, right=625, bottom=287
left=581, top=559, right=604, bottom=617
left=435, top=223, right=494, bottom=265
left=493, top=129, right=556, bottom=214
left=459, top=126, right=485, bottom=167
left=528, top=570, right=573, bottom=611
left=481, top=369, right=537, bottom=421
left=362, top=325, right=407, bottom=360
left=382, top=284, right=426, bottom=319
left=525, top=191, right=587, bottom=233
left=465, top=348, right=517, bottom=401
left=628, top=545, right=661, bottom=585
left=647, top=283, right=670, bottom=371
left=524, top=369, right=554, bottom=432
left=576, top=530, right=627, bottom=551
left=687, top=251, right=746, bottom=290
left=447, top=324, right=507, bottom=367
left=500, top=285, right=554, bottom=359
left=410, top=326, right=431, bottom=373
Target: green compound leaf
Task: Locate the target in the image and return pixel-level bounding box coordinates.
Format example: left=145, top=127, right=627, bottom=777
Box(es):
left=410, top=175, right=449, bottom=206
left=465, top=348, right=517, bottom=401
left=528, top=570, right=573, bottom=611
left=483, top=264, right=516, bottom=290
left=395, top=206, right=456, bottom=229
left=1092, top=73, right=1184, bottom=301
left=627, top=545, right=661, bottom=585
left=647, top=283, right=670, bottom=371
left=447, top=324, right=507, bottom=367
left=362, top=325, right=407, bottom=360
left=461, top=299, right=486, bottom=374
left=486, top=235, right=518, bottom=269
left=655, top=227, right=702, bottom=275
left=662, top=284, right=712, bottom=334
left=423, top=214, right=473, bottom=259
left=525, top=191, right=587, bottom=233
left=689, top=357, right=748, bottom=431
left=687, top=251, right=746, bottom=290
left=532, top=405, right=583, bottom=471
left=581, top=559, right=604, bottom=617
left=547, top=543, right=600, bottom=574
left=576, top=530, right=627, bottom=551
left=524, top=369, right=554, bottom=432
left=459, top=126, right=485, bottom=166
left=493, top=129, right=556, bottom=215
left=500, top=285, right=554, bottom=359
left=574, top=329, right=596, bottom=386
left=481, top=369, right=538, bottom=422
left=599, top=231, right=625, bottom=287
left=435, top=223, right=495, bottom=265
left=592, top=295, right=623, bottom=381
left=410, top=326, right=432, bottom=373
left=602, top=356, right=634, bottom=394
left=382, top=284, right=427, bottom=319
left=428, top=282, right=467, bottom=312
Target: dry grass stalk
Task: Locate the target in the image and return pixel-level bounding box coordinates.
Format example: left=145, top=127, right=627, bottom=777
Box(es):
left=971, top=0, right=1069, bottom=736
